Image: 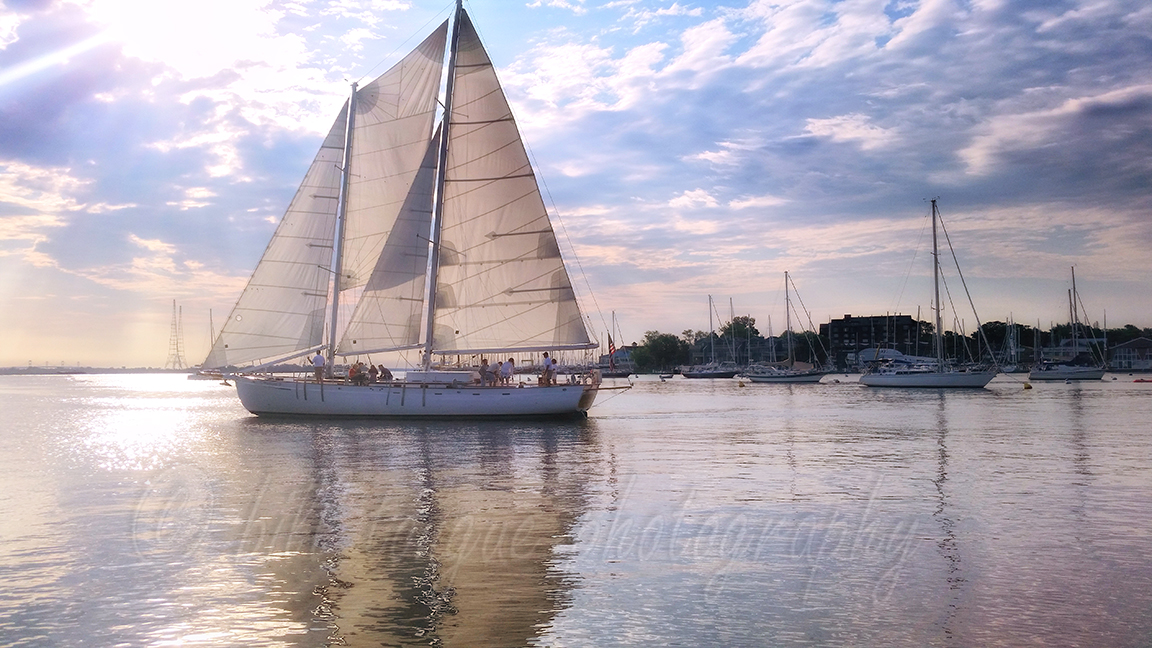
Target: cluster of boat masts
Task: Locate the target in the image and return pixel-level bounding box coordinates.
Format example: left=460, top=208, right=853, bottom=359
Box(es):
left=601, top=354, right=1108, bottom=387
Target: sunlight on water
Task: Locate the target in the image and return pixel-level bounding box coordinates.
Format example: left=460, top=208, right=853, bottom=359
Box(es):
left=1, top=374, right=1151, bottom=647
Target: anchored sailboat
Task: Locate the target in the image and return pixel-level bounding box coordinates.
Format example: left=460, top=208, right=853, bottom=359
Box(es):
left=203, top=2, right=603, bottom=416
left=860, top=200, right=997, bottom=388
left=1029, top=267, right=1106, bottom=381
left=681, top=295, right=740, bottom=378
left=745, top=271, right=831, bottom=384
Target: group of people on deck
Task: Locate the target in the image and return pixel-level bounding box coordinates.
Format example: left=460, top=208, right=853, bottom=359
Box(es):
left=348, top=361, right=393, bottom=385
left=310, top=350, right=561, bottom=387
left=476, top=353, right=562, bottom=387
left=478, top=358, right=516, bottom=386
left=310, top=351, right=393, bottom=384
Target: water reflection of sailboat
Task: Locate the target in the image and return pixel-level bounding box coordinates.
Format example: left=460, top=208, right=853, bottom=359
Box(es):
left=308, top=421, right=592, bottom=646
left=931, top=394, right=965, bottom=637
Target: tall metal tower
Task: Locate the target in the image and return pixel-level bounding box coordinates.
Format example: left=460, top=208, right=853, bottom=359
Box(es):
left=165, top=300, right=187, bottom=369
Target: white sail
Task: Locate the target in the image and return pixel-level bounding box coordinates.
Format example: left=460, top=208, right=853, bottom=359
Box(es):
left=203, top=113, right=347, bottom=368
left=430, top=12, right=595, bottom=354
left=337, top=128, right=439, bottom=355
left=338, top=23, right=448, bottom=293
left=205, top=24, right=447, bottom=369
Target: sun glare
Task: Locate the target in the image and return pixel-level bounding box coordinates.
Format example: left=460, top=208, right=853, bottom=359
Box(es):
left=85, top=0, right=288, bottom=78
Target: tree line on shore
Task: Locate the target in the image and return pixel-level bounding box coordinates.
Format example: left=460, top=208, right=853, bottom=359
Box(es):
left=623, top=316, right=1152, bottom=373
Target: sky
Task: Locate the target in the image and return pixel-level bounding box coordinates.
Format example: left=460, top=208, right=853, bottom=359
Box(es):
left=1, top=0, right=1150, bottom=367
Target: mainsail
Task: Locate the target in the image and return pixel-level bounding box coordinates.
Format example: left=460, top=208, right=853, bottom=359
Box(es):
left=205, top=6, right=595, bottom=371
left=429, top=12, right=593, bottom=355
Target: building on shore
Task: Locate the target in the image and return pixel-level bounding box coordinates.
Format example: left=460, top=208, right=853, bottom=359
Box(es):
left=819, top=314, right=924, bottom=370
left=1110, top=337, right=1152, bottom=371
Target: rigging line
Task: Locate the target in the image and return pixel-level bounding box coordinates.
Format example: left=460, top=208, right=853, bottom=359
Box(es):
left=355, top=2, right=454, bottom=86
left=787, top=274, right=830, bottom=359
left=939, top=270, right=975, bottom=361
left=524, top=128, right=607, bottom=344
left=936, top=206, right=996, bottom=367
left=1072, top=284, right=1106, bottom=365
left=709, top=298, right=738, bottom=357
left=893, top=208, right=931, bottom=315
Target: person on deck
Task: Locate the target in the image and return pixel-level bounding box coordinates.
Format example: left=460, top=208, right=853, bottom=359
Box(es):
left=502, top=358, right=514, bottom=386
left=312, top=351, right=325, bottom=382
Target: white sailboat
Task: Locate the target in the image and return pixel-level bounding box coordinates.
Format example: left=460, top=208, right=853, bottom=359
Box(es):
left=746, top=271, right=831, bottom=384
left=860, top=200, right=997, bottom=388
left=203, top=2, right=603, bottom=416
left=1029, top=267, right=1106, bottom=381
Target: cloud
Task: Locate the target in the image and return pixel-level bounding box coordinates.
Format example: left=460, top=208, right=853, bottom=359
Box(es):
left=163, top=186, right=216, bottom=211
left=959, top=84, right=1152, bottom=176
left=621, top=2, right=703, bottom=30
left=804, top=113, right=897, bottom=151
left=0, top=160, right=91, bottom=212
left=884, top=0, right=959, bottom=51
left=526, top=0, right=588, bottom=15
left=505, top=38, right=669, bottom=128
left=0, top=212, right=66, bottom=268
left=0, top=11, right=20, bottom=50
left=668, top=188, right=719, bottom=209
left=729, top=194, right=788, bottom=209
left=71, top=232, right=247, bottom=299
left=662, top=18, right=734, bottom=77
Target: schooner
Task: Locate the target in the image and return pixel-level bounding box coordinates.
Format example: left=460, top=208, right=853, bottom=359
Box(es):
left=203, top=1, right=603, bottom=416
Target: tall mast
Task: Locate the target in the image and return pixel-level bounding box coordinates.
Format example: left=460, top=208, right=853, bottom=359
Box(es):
left=785, top=271, right=793, bottom=368
left=1070, top=266, right=1079, bottom=357
left=767, top=315, right=775, bottom=362
left=422, top=0, right=463, bottom=371
left=931, top=199, right=944, bottom=368
left=915, top=305, right=921, bottom=356
left=326, top=81, right=358, bottom=373
left=709, top=295, right=715, bottom=364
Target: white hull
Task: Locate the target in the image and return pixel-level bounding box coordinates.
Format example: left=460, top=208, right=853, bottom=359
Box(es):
left=235, top=376, right=597, bottom=417
left=860, top=370, right=996, bottom=388
left=1028, top=366, right=1106, bottom=381
left=746, top=371, right=828, bottom=384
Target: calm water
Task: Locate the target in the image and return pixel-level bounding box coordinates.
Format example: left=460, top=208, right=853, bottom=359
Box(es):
left=2, top=373, right=1150, bottom=647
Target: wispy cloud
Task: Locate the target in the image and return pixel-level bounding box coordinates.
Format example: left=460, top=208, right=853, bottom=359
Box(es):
left=527, top=0, right=588, bottom=15
left=804, top=114, right=898, bottom=151
left=959, top=84, right=1152, bottom=175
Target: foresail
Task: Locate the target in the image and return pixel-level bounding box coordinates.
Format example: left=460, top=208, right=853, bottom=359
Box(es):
left=339, top=23, right=448, bottom=293
left=203, top=111, right=348, bottom=369
left=204, top=23, right=447, bottom=369
left=430, top=11, right=595, bottom=354
left=337, top=127, right=439, bottom=355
